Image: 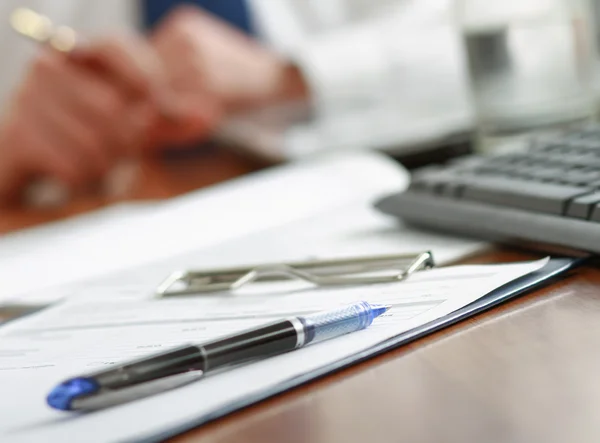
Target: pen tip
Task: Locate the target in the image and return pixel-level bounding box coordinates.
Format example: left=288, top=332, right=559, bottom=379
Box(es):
left=47, top=377, right=99, bottom=411
left=370, top=304, right=392, bottom=318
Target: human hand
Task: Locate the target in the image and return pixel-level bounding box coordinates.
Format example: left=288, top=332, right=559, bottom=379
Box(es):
left=150, top=6, right=308, bottom=119
left=0, top=32, right=206, bottom=204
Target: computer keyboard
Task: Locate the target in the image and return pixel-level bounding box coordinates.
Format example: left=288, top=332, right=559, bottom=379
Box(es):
left=375, top=127, right=600, bottom=253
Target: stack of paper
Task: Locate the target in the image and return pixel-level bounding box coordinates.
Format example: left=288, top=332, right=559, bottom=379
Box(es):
left=0, top=150, right=500, bottom=443
left=0, top=258, right=546, bottom=443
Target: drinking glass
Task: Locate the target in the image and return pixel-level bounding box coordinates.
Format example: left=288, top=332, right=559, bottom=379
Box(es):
left=456, top=0, right=599, bottom=152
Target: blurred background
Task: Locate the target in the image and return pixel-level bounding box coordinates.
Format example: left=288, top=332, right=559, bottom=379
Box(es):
left=0, top=0, right=599, bottom=216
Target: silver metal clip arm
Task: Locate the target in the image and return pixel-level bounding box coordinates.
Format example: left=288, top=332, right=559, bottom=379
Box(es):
left=155, top=252, right=434, bottom=297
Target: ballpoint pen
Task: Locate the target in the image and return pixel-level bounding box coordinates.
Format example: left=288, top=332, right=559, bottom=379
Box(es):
left=46, top=301, right=390, bottom=411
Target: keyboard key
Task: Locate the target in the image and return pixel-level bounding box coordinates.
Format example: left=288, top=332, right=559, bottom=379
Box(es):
left=565, top=193, right=600, bottom=219
left=565, top=139, right=600, bottom=151
left=410, top=169, right=467, bottom=197
left=461, top=176, right=589, bottom=214
left=535, top=143, right=564, bottom=153
left=529, top=151, right=600, bottom=168
left=561, top=169, right=600, bottom=186
left=448, top=156, right=486, bottom=170
left=486, top=154, right=529, bottom=166
left=590, top=205, right=600, bottom=222
left=408, top=166, right=443, bottom=192
left=519, top=165, right=567, bottom=182
left=439, top=180, right=465, bottom=197
left=428, top=171, right=467, bottom=197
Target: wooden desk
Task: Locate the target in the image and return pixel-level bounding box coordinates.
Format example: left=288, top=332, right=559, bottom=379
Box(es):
left=0, top=149, right=261, bottom=234
left=2, top=151, right=598, bottom=443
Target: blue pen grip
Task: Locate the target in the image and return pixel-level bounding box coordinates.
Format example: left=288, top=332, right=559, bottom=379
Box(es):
left=299, top=301, right=375, bottom=345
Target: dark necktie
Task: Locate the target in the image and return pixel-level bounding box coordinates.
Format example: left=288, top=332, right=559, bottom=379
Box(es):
left=141, top=0, right=254, bottom=35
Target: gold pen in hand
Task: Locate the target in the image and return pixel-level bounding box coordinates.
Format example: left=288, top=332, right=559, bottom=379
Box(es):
left=11, top=8, right=177, bottom=120
left=9, top=8, right=143, bottom=206
left=10, top=7, right=78, bottom=53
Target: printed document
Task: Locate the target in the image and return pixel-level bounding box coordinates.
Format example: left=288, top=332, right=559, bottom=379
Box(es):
left=0, top=259, right=546, bottom=443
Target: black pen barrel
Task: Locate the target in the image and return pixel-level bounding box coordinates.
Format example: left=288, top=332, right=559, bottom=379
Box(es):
left=201, top=319, right=299, bottom=371
left=92, top=319, right=300, bottom=389
left=94, top=345, right=205, bottom=388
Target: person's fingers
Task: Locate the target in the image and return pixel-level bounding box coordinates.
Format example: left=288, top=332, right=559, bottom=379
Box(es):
left=16, top=114, right=82, bottom=186
left=111, top=102, right=155, bottom=155
left=37, top=101, right=112, bottom=179
left=149, top=31, right=220, bottom=146
left=31, top=50, right=152, bottom=158
left=70, top=34, right=175, bottom=116
left=150, top=93, right=223, bottom=147
left=30, top=51, right=120, bottom=146
left=23, top=71, right=112, bottom=181
left=149, top=8, right=215, bottom=100
left=150, top=5, right=204, bottom=46
left=6, top=61, right=81, bottom=185
left=167, top=56, right=207, bottom=93
left=0, top=119, right=34, bottom=200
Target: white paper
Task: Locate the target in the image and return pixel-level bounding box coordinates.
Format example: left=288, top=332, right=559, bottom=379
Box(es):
left=0, top=151, right=409, bottom=302
left=0, top=150, right=490, bottom=308
left=3, top=200, right=488, bottom=307
left=0, top=259, right=546, bottom=443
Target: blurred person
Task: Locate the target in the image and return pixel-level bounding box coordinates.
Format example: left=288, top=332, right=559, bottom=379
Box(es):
left=0, top=2, right=217, bottom=204
left=0, top=0, right=471, bottom=204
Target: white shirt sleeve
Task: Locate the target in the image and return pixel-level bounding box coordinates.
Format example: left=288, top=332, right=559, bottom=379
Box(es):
left=250, top=0, right=474, bottom=156
left=293, top=22, right=391, bottom=114
left=286, top=1, right=474, bottom=156
left=291, top=0, right=469, bottom=113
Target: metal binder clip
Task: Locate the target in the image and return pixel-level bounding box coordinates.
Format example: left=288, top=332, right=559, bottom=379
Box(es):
left=155, top=252, right=435, bottom=297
